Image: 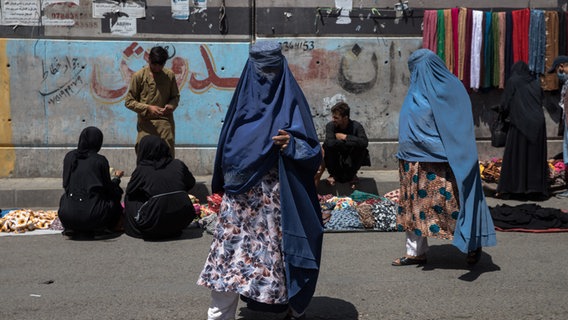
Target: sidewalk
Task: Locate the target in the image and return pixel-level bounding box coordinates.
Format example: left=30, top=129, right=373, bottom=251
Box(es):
left=0, top=170, right=395, bottom=209
left=0, top=170, right=566, bottom=210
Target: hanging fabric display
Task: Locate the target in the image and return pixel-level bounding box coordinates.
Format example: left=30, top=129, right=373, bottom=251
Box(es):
left=423, top=7, right=566, bottom=92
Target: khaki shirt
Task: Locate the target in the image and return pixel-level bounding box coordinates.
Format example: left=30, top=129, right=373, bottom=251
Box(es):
left=125, top=66, right=180, bottom=119
left=125, top=66, right=181, bottom=156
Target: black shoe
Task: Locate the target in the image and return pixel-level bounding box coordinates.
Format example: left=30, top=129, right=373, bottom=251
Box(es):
left=392, top=256, right=427, bottom=266
left=466, top=248, right=482, bottom=265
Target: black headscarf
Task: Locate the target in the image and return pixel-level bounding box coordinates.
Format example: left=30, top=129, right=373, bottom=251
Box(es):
left=63, top=126, right=103, bottom=187
left=136, top=135, right=173, bottom=169
left=500, top=61, right=545, bottom=143
left=126, top=134, right=194, bottom=198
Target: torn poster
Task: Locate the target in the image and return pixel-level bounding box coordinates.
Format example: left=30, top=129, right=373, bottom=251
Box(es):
left=172, top=0, right=190, bottom=20
left=1, top=0, right=41, bottom=26
left=192, top=0, right=207, bottom=14
left=110, top=16, right=136, bottom=36
left=92, top=0, right=145, bottom=19
left=335, top=0, right=352, bottom=24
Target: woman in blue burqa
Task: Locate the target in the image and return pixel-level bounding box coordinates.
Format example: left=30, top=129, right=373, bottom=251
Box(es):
left=197, top=41, right=323, bottom=320
left=392, top=49, right=496, bottom=267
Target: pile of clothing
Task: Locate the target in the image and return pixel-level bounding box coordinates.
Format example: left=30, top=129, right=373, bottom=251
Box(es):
left=491, top=203, right=568, bottom=232
left=197, top=190, right=400, bottom=234
left=479, top=159, right=502, bottom=183
left=196, top=193, right=223, bottom=234
left=479, top=158, right=566, bottom=187
left=0, top=209, right=59, bottom=233
left=319, top=190, right=398, bottom=232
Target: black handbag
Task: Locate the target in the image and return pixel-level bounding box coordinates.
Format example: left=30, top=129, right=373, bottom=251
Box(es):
left=490, top=112, right=509, bottom=148
left=134, top=190, right=195, bottom=237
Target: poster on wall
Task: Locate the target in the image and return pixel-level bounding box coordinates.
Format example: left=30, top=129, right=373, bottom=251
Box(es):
left=110, top=16, right=136, bottom=36
left=192, top=0, right=207, bottom=14
left=171, top=0, right=189, bottom=20
left=41, top=0, right=79, bottom=26
left=335, top=0, right=352, bottom=24
left=1, top=0, right=41, bottom=26
left=41, top=0, right=79, bottom=9
left=92, top=0, right=145, bottom=19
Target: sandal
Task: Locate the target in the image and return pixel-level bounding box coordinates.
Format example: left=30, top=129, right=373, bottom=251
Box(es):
left=466, top=248, right=482, bottom=265
left=392, top=255, right=427, bottom=266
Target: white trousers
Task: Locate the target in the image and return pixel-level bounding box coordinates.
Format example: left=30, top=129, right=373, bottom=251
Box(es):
left=207, top=290, right=303, bottom=319
left=405, top=231, right=429, bottom=257
left=208, top=291, right=239, bottom=320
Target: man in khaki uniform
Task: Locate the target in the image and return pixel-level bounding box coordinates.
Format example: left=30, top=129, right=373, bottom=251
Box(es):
left=125, top=46, right=180, bottom=157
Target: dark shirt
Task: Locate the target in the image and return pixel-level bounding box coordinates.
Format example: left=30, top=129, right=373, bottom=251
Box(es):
left=324, top=119, right=369, bottom=151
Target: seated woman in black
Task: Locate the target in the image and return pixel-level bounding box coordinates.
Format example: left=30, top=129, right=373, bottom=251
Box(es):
left=58, top=126, right=124, bottom=238
left=124, top=135, right=196, bottom=239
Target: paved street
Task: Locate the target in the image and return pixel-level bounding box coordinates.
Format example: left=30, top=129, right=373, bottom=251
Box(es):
left=1, top=226, right=568, bottom=320
left=2, top=170, right=568, bottom=319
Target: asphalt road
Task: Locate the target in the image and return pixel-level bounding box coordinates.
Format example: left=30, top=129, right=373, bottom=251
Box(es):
left=1, top=226, right=568, bottom=320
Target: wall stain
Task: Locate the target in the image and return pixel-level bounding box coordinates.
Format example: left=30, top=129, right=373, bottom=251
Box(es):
left=0, top=39, right=15, bottom=177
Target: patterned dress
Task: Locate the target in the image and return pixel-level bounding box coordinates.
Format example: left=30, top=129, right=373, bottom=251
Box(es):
left=197, top=169, right=288, bottom=304
left=397, top=160, right=460, bottom=240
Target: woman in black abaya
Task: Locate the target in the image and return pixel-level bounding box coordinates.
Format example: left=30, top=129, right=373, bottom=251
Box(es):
left=58, top=126, right=124, bottom=238
left=497, top=61, right=549, bottom=199
left=124, top=135, right=196, bottom=239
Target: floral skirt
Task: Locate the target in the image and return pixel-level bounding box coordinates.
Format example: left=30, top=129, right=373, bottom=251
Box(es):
left=397, top=160, right=460, bottom=240
left=197, top=169, right=287, bottom=304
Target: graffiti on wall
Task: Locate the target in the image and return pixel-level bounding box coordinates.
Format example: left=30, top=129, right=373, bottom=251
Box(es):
left=90, top=42, right=239, bottom=103
left=10, top=39, right=419, bottom=149
left=338, top=44, right=378, bottom=94
left=189, top=45, right=240, bottom=93
left=91, top=42, right=188, bottom=103
left=39, top=56, right=88, bottom=105
left=279, top=40, right=316, bottom=52
left=284, top=42, right=379, bottom=94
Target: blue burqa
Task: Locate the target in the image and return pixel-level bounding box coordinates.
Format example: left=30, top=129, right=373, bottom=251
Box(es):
left=398, top=49, right=496, bottom=253
left=211, top=41, right=323, bottom=313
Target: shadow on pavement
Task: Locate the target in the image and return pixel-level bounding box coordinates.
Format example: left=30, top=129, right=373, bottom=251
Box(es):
left=134, top=227, right=204, bottom=242
left=308, top=296, right=359, bottom=319
left=237, top=296, right=358, bottom=320
left=179, top=227, right=205, bottom=240
left=189, top=182, right=211, bottom=203
left=317, top=177, right=379, bottom=197
left=420, top=244, right=501, bottom=281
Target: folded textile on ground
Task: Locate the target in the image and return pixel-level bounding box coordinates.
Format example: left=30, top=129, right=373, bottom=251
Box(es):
left=490, top=204, right=568, bottom=232
left=323, top=194, right=398, bottom=232
left=0, top=209, right=59, bottom=233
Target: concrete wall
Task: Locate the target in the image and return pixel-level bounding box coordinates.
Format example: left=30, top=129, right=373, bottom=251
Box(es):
left=0, top=0, right=564, bottom=178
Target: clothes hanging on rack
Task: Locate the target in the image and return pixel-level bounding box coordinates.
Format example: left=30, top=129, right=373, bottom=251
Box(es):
left=423, top=7, right=566, bottom=91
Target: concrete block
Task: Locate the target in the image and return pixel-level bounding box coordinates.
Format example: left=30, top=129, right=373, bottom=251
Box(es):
left=15, top=190, right=62, bottom=208
left=0, top=190, right=15, bottom=208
